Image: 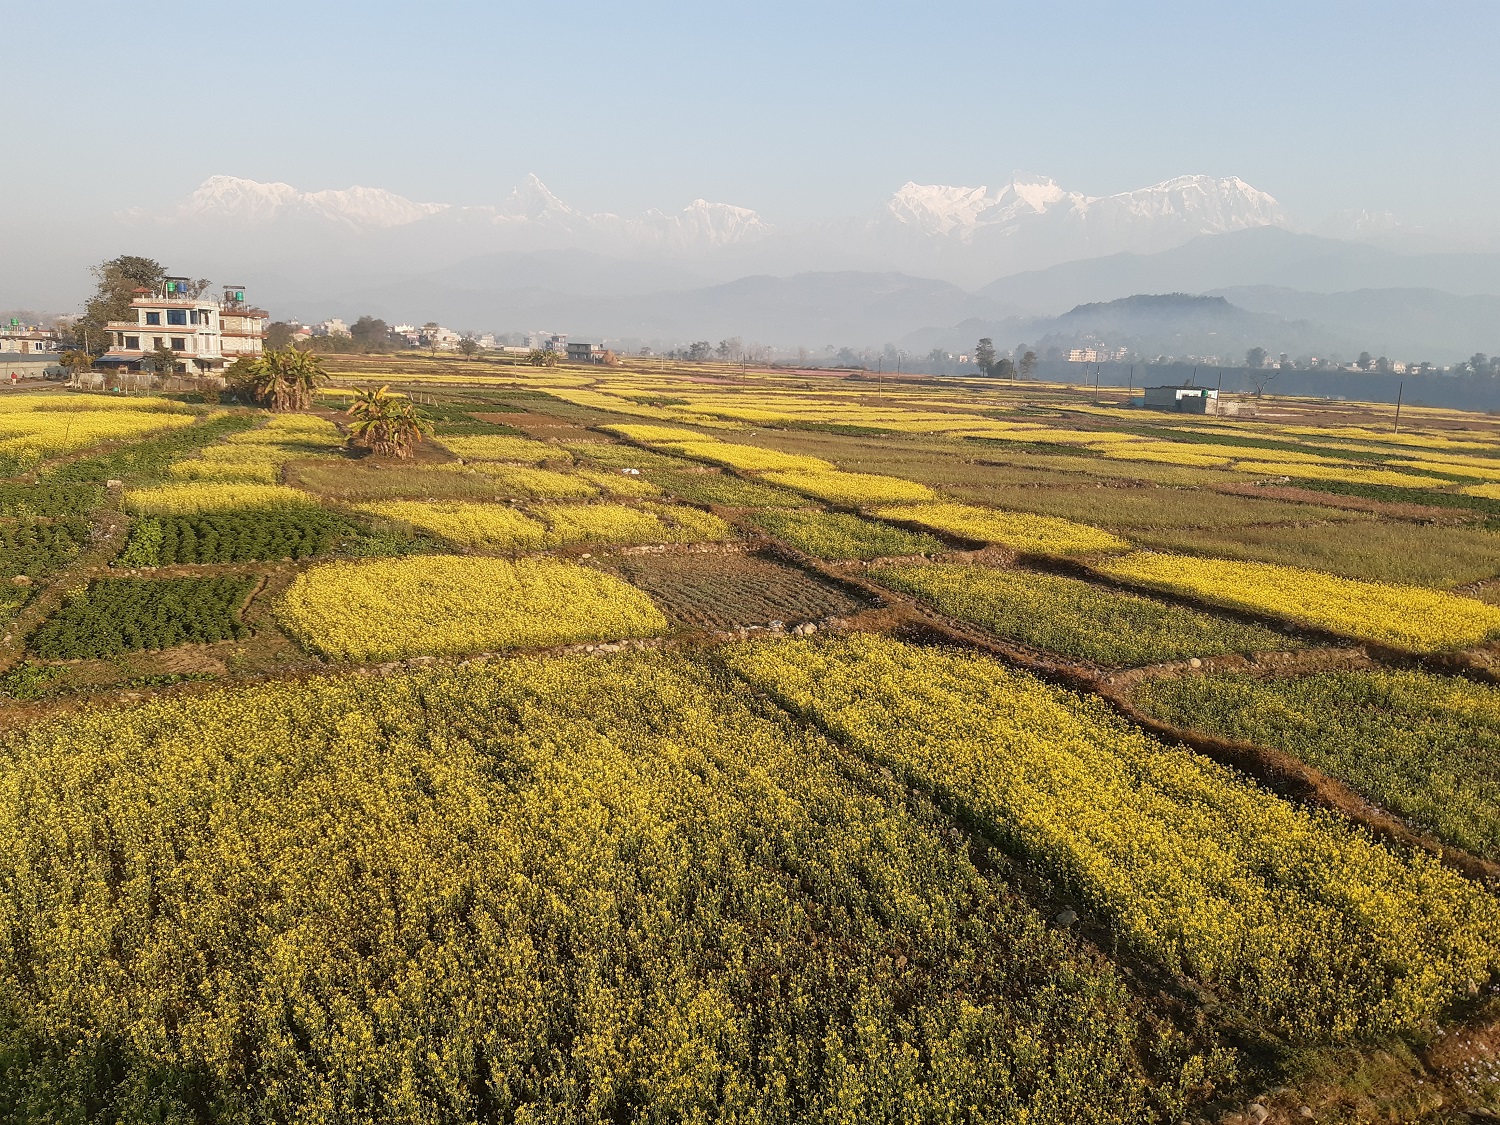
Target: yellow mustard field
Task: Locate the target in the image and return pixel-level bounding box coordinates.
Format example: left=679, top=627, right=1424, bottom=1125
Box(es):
left=125, top=482, right=319, bottom=515
left=879, top=502, right=1130, bottom=554
left=440, top=434, right=569, bottom=462
left=658, top=440, right=837, bottom=473
left=277, top=555, right=668, bottom=658
left=723, top=634, right=1500, bottom=1041
left=1098, top=552, right=1500, bottom=651
left=760, top=469, right=938, bottom=506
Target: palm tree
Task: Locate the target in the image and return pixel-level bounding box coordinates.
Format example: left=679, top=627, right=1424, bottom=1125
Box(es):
left=346, top=385, right=433, bottom=458
left=241, top=348, right=326, bottom=412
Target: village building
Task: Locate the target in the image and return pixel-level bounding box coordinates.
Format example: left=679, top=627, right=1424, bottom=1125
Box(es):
left=0, top=321, right=59, bottom=354
left=566, top=341, right=606, bottom=364
left=1142, top=385, right=1234, bottom=415
left=97, top=281, right=266, bottom=374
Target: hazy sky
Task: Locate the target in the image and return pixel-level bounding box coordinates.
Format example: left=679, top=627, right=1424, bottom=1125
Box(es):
left=5, top=0, right=1498, bottom=231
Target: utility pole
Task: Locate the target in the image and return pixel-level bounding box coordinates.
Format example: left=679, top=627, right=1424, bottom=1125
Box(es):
left=1393, top=382, right=1404, bottom=434
left=1093, top=364, right=1101, bottom=403
left=1127, top=364, right=1134, bottom=397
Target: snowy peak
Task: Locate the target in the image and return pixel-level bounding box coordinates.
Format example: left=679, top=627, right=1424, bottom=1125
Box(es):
left=496, top=173, right=580, bottom=222
left=886, top=174, right=1283, bottom=240
left=666, top=199, right=772, bottom=246
left=179, top=175, right=448, bottom=229
left=167, top=173, right=769, bottom=249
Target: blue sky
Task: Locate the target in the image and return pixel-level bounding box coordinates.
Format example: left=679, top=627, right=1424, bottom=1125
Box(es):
left=5, top=0, right=1498, bottom=230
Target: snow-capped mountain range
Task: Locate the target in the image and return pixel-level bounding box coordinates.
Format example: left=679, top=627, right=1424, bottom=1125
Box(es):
left=176, top=172, right=773, bottom=250
left=884, top=175, right=1282, bottom=240
left=161, top=170, right=1284, bottom=278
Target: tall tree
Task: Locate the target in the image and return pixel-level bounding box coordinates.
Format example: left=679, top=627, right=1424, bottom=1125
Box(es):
left=1357, top=351, right=1374, bottom=371
left=1245, top=347, right=1267, bottom=369
left=457, top=335, right=479, bottom=360
left=349, top=316, right=389, bottom=351
left=346, top=386, right=433, bottom=458
left=76, top=255, right=167, bottom=355
left=974, top=338, right=996, bottom=374
left=147, top=344, right=181, bottom=377
left=1018, top=350, right=1038, bottom=379
left=265, top=322, right=296, bottom=350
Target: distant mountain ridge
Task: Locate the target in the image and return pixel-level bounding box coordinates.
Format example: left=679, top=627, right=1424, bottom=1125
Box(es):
left=885, top=175, right=1281, bottom=242
left=143, top=170, right=1288, bottom=285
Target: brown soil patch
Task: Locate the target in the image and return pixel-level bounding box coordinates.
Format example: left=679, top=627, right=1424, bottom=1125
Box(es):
left=503, top=414, right=602, bottom=442
left=606, top=550, right=871, bottom=630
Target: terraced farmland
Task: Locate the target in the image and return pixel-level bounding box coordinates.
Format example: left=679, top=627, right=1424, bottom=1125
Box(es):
left=0, top=369, right=1498, bottom=1122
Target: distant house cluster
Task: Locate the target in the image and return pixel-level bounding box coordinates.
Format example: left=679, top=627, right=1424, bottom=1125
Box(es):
left=1067, top=346, right=1128, bottom=363
left=0, top=320, right=59, bottom=355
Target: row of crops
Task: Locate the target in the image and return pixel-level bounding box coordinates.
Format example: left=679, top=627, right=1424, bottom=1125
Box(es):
left=0, top=376, right=1498, bottom=1118
left=2, top=637, right=1499, bottom=1119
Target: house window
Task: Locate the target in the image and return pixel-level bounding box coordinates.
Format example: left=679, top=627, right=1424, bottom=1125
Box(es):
left=153, top=337, right=164, bottom=349
left=125, top=336, right=139, bottom=349
left=171, top=338, right=186, bottom=351
left=145, top=312, right=161, bottom=326
left=167, top=309, right=188, bottom=326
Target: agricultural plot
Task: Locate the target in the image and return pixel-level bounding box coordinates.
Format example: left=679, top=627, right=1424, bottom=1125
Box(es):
left=277, top=555, right=668, bottom=659
left=0, top=396, right=198, bottom=471
left=748, top=507, right=944, bottom=560
left=1098, top=552, right=1500, bottom=651
left=1130, top=520, right=1500, bottom=587
left=657, top=440, right=837, bottom=473
left=0, top=653, right=1215, bottom=1123
left=0, top=517, right=92, bottom=579
left=287, top=462, right=531, bottom=503
left=607, top=551, right=869, bottom=628
left=124, top=482, right=318, bottom=516
left=563, top=441, right=691, bottom=471
left=1131, top=669, right=1500, bottom=862
left=534, top=501, right=731, bottom=546
left=0, top=481, right=103, bottom=519
left=27, top=575, right=257, bottom=658
left=45, top=412, right=258, bottom=483
left=436, top=464, right=598, bottom=499
left=354, top=500, right=732, bottom=551
left=440, top=434, right=568, bottom=462
left=877, top=502, right=1130, bottom=555
left=761, top=469, right=939, bottom=506
left=9, top=376, right=1500, bottom=1117
left=871, top=563, right=1296, bottom=665
left=642, top=469, right=807, bottom=507
left=723, top=634, right=1500, bottom=1041
left=118, top=507, right=355, bottom=566
left=973, top=484, right=1371, bottom=530
left=166, top=414, right=344, bottom=484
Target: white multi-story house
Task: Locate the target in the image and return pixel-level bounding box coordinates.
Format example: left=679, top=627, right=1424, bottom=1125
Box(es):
left=314, top=318, right=350, bottom=337
left=418, top=325, right=462, bottom=350
left=98, top=281, right=266, bottom=374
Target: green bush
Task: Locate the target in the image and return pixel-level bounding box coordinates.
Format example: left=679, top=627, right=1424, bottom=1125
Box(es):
left=0, top=517, right=91, bottom=577
left=28, top=576, right=257, bottom=658
left=119, top=507, right=354, bottom=566
left=0, top=482, right=104, bottom=519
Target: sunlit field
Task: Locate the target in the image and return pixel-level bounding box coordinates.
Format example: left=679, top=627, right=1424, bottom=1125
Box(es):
left=2, top=362, right=1500, bottom=1121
